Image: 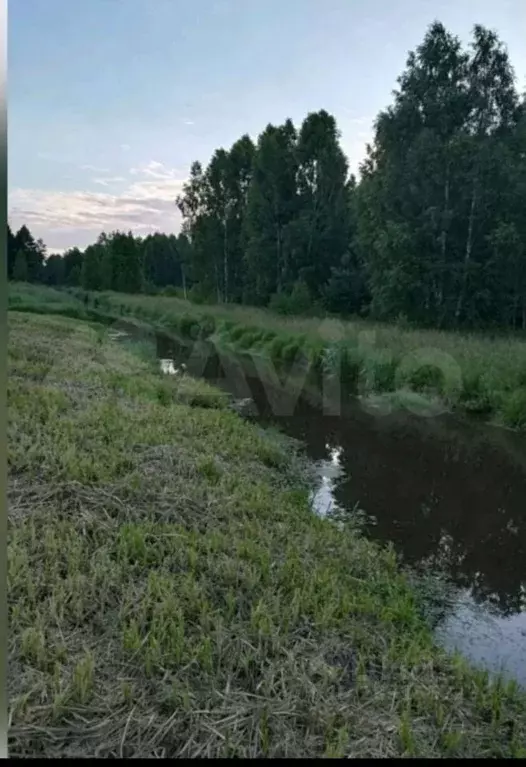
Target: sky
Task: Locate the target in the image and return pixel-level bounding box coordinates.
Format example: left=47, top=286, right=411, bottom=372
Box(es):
left=8, top=0, right=526, bottom=254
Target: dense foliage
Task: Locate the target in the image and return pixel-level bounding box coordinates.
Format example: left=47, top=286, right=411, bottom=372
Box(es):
left=8, top=22, right=526, bottom=329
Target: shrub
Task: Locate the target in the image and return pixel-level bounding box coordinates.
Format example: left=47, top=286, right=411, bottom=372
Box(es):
left=407, top=364, right=445, bottom=393
left=228, top=325, right=248, bottom=342
left=199, top=315, right=216, bottom=339
left=268, top=291, right=292, bottom=316
left=237, top=331, right=259, bottom=350
left=188, top=284, right=214, bottom=305
left=459, top=372, right=494, bottom=415
left=282, top=341, right=301, bottom=364
left=500, top=388, right=526, bottom=429
left=269, top=336, right=287, bottom=362
left=268, top=280, right=313, bottom=316
left=161, top=285, right=180, bottom=297
left=178, top=313, right=200, bottom=340
left=341, top=347, right=364, bottom=393
left=367, top=354, right=399, bottom=393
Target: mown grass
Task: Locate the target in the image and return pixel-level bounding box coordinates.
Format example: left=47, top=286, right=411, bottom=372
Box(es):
left=8, top=310, right=526, bottom=757
left=10, top=283, right=526, bottom=428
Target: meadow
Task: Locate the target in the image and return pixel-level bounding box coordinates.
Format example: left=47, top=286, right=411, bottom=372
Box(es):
left=7, top=305, right=526, bottom=757
left=10, top=282, right=526, bottom=429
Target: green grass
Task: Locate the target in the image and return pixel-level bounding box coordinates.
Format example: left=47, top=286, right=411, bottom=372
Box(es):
left=9, top=283, right=526, bottom=429
left=7, top=310, right=526, bottom=757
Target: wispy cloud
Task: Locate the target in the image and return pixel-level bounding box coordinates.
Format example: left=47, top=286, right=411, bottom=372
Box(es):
left=92, top=176, right=127, bottom=186
left=8, top=161, right=186, bottom=250
left=80, top=163, right=110, bottom=173
left=120, top=143, right=131, bottom=151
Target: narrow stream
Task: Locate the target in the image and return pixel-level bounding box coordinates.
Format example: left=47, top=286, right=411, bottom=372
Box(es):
left=113, top=324, right=526, bottom=685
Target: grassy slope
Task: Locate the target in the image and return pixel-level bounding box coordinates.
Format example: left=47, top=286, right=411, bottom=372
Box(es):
left=10, top=282, right=526, bottom=429
left=8, top=310, right=526, bottom=758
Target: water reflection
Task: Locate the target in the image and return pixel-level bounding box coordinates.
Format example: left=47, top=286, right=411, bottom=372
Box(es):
left=153, top=332, right=526, bottom=682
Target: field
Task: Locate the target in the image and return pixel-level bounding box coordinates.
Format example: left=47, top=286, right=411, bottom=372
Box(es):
left=9, top=282, right=526, bottom=429
left=7, top=306, right=526, bottom=757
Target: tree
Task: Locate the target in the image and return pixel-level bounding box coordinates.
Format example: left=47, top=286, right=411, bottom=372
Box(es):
left=177, top=162, right=220, bottom=301
left=142, top=233, right=182, bottom=289
left=291, top=110, right=351, bottom=297
left=12, top=250, right=28, bottom=282
left=221, top=135, right=255, bottom=301
left=244, top=119, right=298, bottom=304
left=355, top=21, right=522, bottom=328
left=63, top=247, right=84, bottom=286
left=42, top=254, right=66, bottom=285
left=7, top=224, right=17, bottom=279
left=81, top=243, right=104, bottom=291
left=9, top=21, right=525, bottom=332
left=14, top=225, right=44, bottom=282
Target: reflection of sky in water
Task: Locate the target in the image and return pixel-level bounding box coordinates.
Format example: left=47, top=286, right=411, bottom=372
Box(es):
left=132, top=332, right=526, bottom=686
left=436, top=589, right=526, bottom=686
left=311, top=447, right=526, bottom=686
left=160, top=359, right=177, bottom=375
left=310, top=444, right=343, bottom=516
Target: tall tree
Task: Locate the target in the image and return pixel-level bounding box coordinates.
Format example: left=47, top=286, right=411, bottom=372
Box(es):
left=244, top=119, right=298, bottom=304
left=12, top=250, right=28, bottom=282
left=42, top=254, right=66, bottom=286
left=290, top=110, right=351, bottom=297
left=7, top=224, right=17, bottom=279
left=14, top=225, right=45, bottom=282
left=63, top=247, right=84, bottom=286
left=81, top=242, right=104, bottom=291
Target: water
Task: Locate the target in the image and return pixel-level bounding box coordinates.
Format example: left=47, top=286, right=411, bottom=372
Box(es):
left=118, top=325, right=526, bottom=684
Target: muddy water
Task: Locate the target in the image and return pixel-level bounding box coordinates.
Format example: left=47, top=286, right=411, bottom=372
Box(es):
left=118, top=326, right=526, bottom=684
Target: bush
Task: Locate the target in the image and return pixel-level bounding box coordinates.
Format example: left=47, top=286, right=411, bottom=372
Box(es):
left=500, top=388, right=526, bottom=429
left=341, top=347, right=364, bottom=393
left=268, top=280, right=313, bottom=316
left=459, top=372, right=494, bottom=415
left=198, top=315, right=216, bottom=339
left=143, top=282, right=160, bottom=296
left=282, top=341, right=301, bottom=364
left=188, top=284, right=214, bottom=305
left=228, top=325, right=247, bottom=342
left=161, top=285, right=180, bottom=297
left=268, top=291, right=292, bottom=315
left=178, top=313, right=200, bottom=340
left=236, top=331, right=259, bottom=350
left=367, top=355, right=399, bottom=393
left=269, top=336, right=287, bottom=362
left=407, top=364, right=445, bottom=393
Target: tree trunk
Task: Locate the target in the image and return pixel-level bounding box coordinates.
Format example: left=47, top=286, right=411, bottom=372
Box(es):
left=276, top=220, right=282, bottom=293
left=223, top=216, right=229, bottom=303
left=455, top=174, right=477, bottom=324
left=438, top=160, right=451, bottom=311
left=181, top=264, right=187, bottom=300
left=214, top=259, right=222, bottom=303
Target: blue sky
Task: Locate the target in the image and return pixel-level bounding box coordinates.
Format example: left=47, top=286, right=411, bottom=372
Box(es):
left=8, top=0, right=526, bottom=253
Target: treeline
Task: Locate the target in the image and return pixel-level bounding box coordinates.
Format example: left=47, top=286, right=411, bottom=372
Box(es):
left=7, top=225, right=192, bottom=295
left=175, top=21, right=526, bottom=329
left=8, top=22, right=526, bottom=329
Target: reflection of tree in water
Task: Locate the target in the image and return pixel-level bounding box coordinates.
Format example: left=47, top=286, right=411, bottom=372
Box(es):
left=154, top=334, right=526, bottom=618
left=328, top=419, right=526, bottom=618
left=255, top=398, right=526, bottom=619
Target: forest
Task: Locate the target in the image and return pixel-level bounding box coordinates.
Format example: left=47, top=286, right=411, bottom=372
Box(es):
left=8, top=22, right=526, bottom=330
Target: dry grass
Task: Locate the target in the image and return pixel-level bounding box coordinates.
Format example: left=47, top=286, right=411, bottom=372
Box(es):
left=7, top=310, right=526, bottom=757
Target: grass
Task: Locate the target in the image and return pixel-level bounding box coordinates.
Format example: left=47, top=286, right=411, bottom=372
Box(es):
left=8, top=309, right=526, bottom=758
left=9, top=283, right=526, bottom=429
